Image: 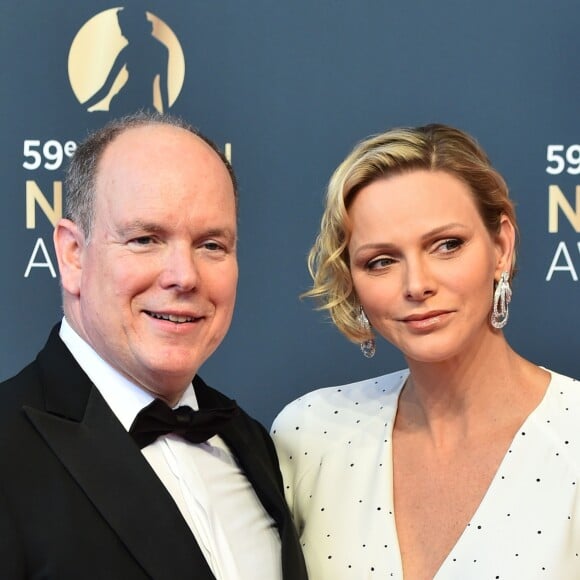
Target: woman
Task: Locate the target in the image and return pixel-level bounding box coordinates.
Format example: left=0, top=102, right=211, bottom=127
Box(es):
left=272, top=124, right=580, bottom=579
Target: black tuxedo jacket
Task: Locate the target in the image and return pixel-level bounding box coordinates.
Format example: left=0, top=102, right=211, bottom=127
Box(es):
left=0, top=326, right=307, bottom=580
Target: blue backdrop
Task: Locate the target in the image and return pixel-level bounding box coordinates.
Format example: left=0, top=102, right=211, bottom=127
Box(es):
left=0, top=0, right=578, bottom=426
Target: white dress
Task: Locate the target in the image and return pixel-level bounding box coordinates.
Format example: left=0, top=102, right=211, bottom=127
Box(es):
left=272, top=369, right=580, bottom=579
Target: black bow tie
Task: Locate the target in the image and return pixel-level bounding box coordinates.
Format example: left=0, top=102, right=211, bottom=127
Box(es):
left=129, top=398, right=239, bottom=449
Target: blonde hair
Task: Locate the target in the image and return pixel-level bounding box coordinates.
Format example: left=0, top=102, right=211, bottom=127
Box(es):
left=305, top=123, right=518, bottom=343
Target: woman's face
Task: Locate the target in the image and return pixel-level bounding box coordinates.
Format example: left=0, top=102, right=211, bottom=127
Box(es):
left=347, top=169, right=512, bottom=365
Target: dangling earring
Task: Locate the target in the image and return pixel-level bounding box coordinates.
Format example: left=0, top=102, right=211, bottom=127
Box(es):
left=491, top=271, right=512, bottom=329
left=357, top=306, right=376, bottom=358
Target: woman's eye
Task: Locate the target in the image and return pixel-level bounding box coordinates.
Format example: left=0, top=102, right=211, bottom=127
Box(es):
left=437, top=238, right=464, bottom=253
left=367, top=256, right=394, bottom=270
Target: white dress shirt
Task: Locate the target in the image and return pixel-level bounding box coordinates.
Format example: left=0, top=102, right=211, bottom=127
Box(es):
left=60, top=318, right=281, bottom=580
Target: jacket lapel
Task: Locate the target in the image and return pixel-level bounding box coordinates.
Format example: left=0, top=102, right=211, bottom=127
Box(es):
left=25, top=327, right=216, bottom=580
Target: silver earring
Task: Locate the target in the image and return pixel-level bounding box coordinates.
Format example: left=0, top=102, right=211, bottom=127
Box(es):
left=357, top=307, right=376, bottom=358
left=491, top=271, right=512, bottom=329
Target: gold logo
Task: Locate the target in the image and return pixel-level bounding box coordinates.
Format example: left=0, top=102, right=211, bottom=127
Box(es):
left=68, top=7, right=185, bottom=113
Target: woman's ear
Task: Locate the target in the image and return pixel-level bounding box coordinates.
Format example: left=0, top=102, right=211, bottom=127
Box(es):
left=53, top=218, right=85, bottom=297
left=494, top=214, right=516, bottom=280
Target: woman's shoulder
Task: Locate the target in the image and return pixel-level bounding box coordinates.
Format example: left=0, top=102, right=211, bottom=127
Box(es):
left=533, top=368, right=580, bottom=465
left=271, top=368, right=409, bottom=436
left=546, top=368, right=579, bottom=388
left=542, top=367, right=580, bottom=410
left=271, top=369, right=408, bottom=479
left=543, top=368, right=580, bottom=409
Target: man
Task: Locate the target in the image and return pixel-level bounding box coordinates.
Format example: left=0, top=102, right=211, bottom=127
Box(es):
left=0, top=113, right=307, bottom=580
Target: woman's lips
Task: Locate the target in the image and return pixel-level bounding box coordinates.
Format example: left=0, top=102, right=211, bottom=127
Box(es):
left=401, top=311, right=453, bottom=330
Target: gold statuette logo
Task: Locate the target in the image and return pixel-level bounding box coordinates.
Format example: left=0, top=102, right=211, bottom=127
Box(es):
left=68, top=7, right=185, bottom=113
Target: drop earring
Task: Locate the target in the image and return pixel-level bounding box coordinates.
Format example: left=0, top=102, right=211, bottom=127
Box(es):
left=357, top=307, right=376, bottom=358
left=491, top=271, right=512, bottom=329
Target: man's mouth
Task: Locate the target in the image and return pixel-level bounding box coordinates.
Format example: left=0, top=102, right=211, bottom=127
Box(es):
left=145, top=311, right=198, bottom=324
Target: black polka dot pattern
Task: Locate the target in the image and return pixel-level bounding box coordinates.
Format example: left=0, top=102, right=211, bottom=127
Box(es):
left=272, top=369, right=580, bottom=579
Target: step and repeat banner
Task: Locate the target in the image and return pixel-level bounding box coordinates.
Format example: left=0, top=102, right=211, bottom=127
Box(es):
left=0, top=1, right=578, bottom=425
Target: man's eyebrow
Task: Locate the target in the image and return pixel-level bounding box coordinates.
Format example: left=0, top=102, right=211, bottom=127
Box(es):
left=116, top=222, right=237, bottom=243
left=116, top=221, right=165, bottom=236
left=201, top=228, right=237, bottom=241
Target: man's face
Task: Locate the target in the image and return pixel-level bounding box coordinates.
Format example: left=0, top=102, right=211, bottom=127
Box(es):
left=58, top=125, right=238, bottom=402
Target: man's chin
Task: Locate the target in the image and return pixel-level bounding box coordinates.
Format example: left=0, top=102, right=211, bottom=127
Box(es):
left=135, top=364, right=199, bottom=401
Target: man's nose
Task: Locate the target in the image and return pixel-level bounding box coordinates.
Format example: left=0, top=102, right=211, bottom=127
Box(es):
left=159, top=245, right=198, bottom=292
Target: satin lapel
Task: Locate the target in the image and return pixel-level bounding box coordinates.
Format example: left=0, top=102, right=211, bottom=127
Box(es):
left=26, top=328, right=216, bottom=580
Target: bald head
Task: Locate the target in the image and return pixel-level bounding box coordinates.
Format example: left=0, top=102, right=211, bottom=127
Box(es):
left=64, top=112, right=237, bottom=240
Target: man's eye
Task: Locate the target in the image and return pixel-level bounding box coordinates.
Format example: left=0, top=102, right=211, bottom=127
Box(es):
left=203, top=241, right=223, bottom=251
left=131, top=236, right=154, bottom=245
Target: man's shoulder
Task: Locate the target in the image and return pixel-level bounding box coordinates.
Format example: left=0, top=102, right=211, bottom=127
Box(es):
left=0, top=358, right=42, bottom=411
left=0, top=361, right=46, bottom=464
left=0, top=325, right=64, bottom=428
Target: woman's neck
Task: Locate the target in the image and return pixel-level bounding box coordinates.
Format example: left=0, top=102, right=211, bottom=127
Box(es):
left=398, top=334, right=549, bottom=448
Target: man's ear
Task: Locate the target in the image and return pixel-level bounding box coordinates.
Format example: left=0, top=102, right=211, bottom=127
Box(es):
left=53, top=219, right=85, bottom=297
left=494, top=214, right=516, bottom=280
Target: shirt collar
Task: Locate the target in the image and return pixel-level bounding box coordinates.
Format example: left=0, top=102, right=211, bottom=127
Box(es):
left=59, top=317, right=198, bottom=430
